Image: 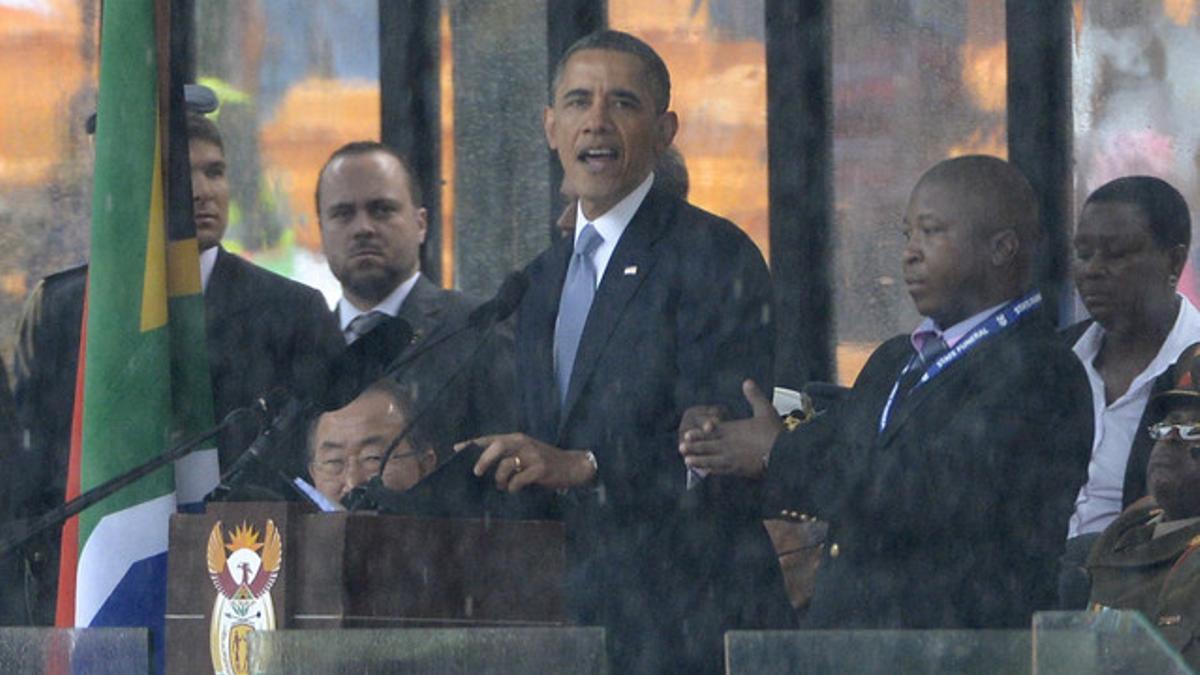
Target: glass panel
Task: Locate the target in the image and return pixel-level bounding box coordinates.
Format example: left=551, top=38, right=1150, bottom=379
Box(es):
left=249, top=627, right=607, bottom=674
left=446, top=0, right=552, bottom=298
left=608, top=0, right=770, bottom=260
left=0, top=0, right=99, bottom=360
left=832, top=0, right=1006, bottom=383
left=725, top=629, right=1030, bottom=674
left=438, top=2, right=456, bottom=287
left=726, top=613, right=1196, bottom=674
left=0, top=627, right=148, bottom=673
left=1034, top=610, right=1195, bottom=674
left=194, top=0, right=381, bottom=307
left=1071, top=0, right=1200, bottom=307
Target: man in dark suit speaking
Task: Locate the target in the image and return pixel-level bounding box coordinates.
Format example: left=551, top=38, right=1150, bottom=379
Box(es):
left=680, top=155, right=1094, bottom=629
left=461, top=30, right=778, bottom=673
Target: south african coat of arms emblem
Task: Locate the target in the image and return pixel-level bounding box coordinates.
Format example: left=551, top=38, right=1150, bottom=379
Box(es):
left=206, top=520, right=281, bottom=675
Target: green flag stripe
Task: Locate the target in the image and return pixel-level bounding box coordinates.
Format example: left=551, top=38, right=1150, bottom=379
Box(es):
left=79, top=0, right=172, bottom=547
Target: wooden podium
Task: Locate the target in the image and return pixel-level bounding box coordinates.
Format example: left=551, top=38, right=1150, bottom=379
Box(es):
left=165, top=503, right=566, bottom=675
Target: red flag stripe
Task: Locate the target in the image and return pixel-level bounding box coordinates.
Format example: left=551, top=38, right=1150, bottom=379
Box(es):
left=54, top=287, right=88, bottom=627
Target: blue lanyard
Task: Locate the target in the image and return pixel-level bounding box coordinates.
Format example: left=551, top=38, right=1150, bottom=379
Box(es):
left=877, top=291, right=1043, bottom=433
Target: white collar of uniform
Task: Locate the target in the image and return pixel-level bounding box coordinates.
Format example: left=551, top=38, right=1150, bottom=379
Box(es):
left=573, top=171, right=655, bottom=250
left=337, top=270, right=421, bottom=332
left=1074, top=294, right=1200, bottom=392
left=1153, top=513, right=1200, bottom=539
left=910, top=298, right=1010, bottom=350
left=199, top=245, right=219, bottom=293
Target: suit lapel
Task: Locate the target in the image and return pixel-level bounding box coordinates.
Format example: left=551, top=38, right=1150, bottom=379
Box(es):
left=394, top=276, right=445, bottom=362
left=557, top=189, right=671, bottom=436
left=203, top=247, right=243, bottom=321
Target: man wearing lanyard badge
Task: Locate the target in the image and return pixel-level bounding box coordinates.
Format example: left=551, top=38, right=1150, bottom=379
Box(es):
left=679, top=155, right=1093, bottom=628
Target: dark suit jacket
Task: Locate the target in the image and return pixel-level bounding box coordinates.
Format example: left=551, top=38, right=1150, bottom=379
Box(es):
left=205, top=247, right=343, bottom=473
left=1062, top=320, right=1177, bottom=511
left=7, top=247, right=340, bottom=624
left=517, top=186, right=781, bottom=672
left=0, top=361, right=17, bottom=490
left=765, top=307, right=1093, bottom=630
left=346, top=275, right=516, bottom=456
left=0, top=360, right=22, bottom=625
left=12, top=264, right=87, bottom=510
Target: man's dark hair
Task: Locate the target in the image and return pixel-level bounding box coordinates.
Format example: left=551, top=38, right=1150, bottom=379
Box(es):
left=305, top=377, right=431, bottom=465
left=551, top=30, right=671, bottom=114
left=1084, top=175, right=1192, bottom=250
left=656, top=146, right=689, bottom=200
left=315, top=141, right=424, bottom=216
left=185, top=112, right=223, bottom=152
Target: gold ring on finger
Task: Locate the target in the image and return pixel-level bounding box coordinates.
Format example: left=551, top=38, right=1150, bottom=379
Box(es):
left=513, top=455, right=523, bottom=473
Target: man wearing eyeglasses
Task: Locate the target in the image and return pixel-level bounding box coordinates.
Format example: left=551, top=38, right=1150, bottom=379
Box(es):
left=1087, top=341, right=1200, bottom=671
left=307, top=379, right=436, bottom=506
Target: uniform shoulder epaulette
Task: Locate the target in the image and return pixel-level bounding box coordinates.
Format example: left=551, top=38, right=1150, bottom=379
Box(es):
left=42, top=263, right=89, bottom=287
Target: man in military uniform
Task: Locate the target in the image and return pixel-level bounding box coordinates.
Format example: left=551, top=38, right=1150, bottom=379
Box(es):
left=1088, top=341, right=1200, bottom=670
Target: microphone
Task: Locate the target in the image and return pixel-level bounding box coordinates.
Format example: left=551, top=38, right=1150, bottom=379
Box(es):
left=208, top=316, right=415, bottom=501
left=382, top=271, right=528, bottom=376
left=201, top=312, right=412, bottom=497
left=467, top=271, right=529, bottom=328
left=344, top=271, right=530, bottom=511
left=323, top=314, right=415, bottom=410
left=214, top=390, right=306, bottom=487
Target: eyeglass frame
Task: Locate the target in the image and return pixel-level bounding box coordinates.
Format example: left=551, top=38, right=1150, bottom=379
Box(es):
left=310, top=446, right=424, bottom=479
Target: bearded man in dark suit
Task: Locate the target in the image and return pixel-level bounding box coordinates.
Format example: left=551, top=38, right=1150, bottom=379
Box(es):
left=315, top=142, right=515, bottom=458
left=462, top=30, right=783, bottom=674
left=681, top=155, right=1093, bottom=630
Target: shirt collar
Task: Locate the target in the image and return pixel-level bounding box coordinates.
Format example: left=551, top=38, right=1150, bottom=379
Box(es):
left=573, top=171, right=655, bottom=247
left=199, top=245, right=219, bottom=293
left=911, top=299, right=1010, bottom=352
left=1153, top=513, right=1200, bottom=539
left=337, top=270, right=421, bottom=331
left=1074, top=295, right=1200, bottom=388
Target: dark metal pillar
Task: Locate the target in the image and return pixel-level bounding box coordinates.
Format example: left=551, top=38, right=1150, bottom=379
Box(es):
left=175, top=0, right=196, bottom=82
left=765, top=0, right=834, bottom=386
left=545, top=1, right=606, bottom=234
left=379, top=0, right=442, bottom=284
left=1006, top=0, right=1073, bottom=324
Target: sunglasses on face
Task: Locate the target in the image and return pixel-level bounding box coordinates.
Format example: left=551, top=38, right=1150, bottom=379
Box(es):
left=1148, top=421, right=1200, bottom=441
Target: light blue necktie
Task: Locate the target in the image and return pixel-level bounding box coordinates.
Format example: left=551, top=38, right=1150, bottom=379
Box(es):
left=555, top=224, right=603, bottom=407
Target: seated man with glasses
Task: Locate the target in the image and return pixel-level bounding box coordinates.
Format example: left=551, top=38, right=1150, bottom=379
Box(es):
left=1088, top=341, right=1200, bottom=670
left=307, top=379, right=436, bottom=506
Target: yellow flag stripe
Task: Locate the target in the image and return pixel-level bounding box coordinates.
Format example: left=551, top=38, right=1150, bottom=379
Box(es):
left=167, top=239, right=202, bottom=297
left=140, top=120, right=168, bottom=332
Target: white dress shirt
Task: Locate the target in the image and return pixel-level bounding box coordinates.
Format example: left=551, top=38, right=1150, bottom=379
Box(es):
left=572, top=172, right=655, bottom=288
left=199, top=245, right=219, bottom=293
left=1068, top=296, right=1200, bottom=537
